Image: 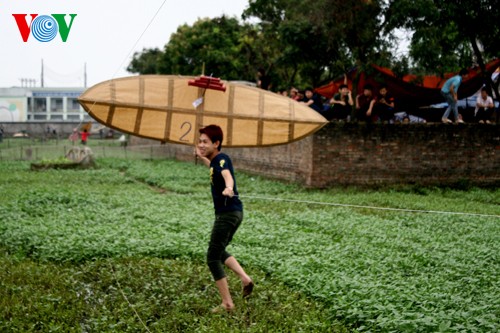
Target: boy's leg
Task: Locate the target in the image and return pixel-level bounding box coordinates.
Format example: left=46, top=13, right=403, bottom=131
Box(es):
left=485, top=108, right=493, bottom=123
left=214, top=277, right=234, bottom=311
left=208, top=212, right=246, bottom=309
left=225, top=256, right=254, bottom=297
left=225, top=256, right=253, bottom=286
left=452, top=101, right=460, bottom=121
left=207, top=215, right=233, bottom=310
left=441, top=92, right=453, bottom=120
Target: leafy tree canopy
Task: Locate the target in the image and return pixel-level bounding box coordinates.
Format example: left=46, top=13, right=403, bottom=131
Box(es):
left=128, top=16, right=265, bottom=83
left=385, top=0, right=499, bottom=73
left=128, top=1, right=499, bottom=94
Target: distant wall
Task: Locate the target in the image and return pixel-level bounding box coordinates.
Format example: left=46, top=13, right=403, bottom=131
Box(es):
left=130, top=122, right=500, bottom=188
left=0, top=122, right=119, bottom=140
left=0, top=122, right=79, bottom=137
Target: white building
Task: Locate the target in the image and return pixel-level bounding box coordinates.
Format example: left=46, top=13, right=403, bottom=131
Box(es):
left=0, top=87, right=92, bottom=122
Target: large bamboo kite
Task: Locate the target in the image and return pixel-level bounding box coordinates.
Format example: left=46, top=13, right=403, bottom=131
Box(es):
left=78, top=75, right=328, bottom=147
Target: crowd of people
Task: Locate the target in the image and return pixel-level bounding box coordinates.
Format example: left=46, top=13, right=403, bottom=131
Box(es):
left=276, top=84, right=428, bottom=124
left=267, top=72, right=498, bottom=125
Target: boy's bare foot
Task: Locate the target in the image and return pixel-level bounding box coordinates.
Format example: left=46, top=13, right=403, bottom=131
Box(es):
left=211, top=303, right=234, bottom=313
left=243, top=281, right=254, bottom=298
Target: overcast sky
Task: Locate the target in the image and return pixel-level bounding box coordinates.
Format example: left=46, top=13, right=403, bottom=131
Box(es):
left=0, top=0, right=250, bottom=88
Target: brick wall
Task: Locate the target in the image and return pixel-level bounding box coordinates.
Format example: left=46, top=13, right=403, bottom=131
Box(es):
left=132, top=122, right=500, bottom=188
left=310, top=123, right=499, bottom=187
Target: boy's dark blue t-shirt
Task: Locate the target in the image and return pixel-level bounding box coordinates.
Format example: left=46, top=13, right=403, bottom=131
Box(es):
left=210, top=153, right=243, bottom=213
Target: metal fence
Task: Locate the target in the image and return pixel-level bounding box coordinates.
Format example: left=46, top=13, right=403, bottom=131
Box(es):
left=0, top=139, right=170, bottom=161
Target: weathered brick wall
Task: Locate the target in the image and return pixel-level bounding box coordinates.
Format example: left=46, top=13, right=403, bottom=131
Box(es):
left=310, top=123, right=499, bottom=187
left=131, top=122, right=500, bottom=188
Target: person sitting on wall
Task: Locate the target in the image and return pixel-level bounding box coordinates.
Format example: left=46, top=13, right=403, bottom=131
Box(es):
left=475, top=87, right=495, bottom=124
left=301, top=87, right=325, bottom=114
left=329, top=84, right=353, bottom=121
left=374, top=84, right=395, bottom=123
left=289, top=87, right=301, bottom=101
left=355, top=84, right=376, bottom=122
left=392, top=112, right=427, bottom=124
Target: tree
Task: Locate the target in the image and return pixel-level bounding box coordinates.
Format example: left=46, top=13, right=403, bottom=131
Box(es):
left=384, top=0, right=500, bottom=97
left=128, top=1, right=500, bottom=98
left=127, top=48, right=163, bottom=74
left=161, top=16, right=243, bottom=79
left=128, top=16, right=269, bottom=83
left=243, top=0, right=391, bottom=89
left=129, top=1, right=396, bottom=91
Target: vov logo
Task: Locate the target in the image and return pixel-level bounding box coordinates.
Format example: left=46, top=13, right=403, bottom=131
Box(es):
left=12, top=14, right=77, bottom=42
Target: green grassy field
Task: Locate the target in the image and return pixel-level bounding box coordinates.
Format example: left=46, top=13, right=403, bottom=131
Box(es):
left=0, top=158, right=498, bottom=332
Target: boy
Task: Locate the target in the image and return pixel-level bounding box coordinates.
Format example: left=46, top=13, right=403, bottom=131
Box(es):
left=301, top=87, right=324, bottom=112
left=475, top=87, right=494, bottom=124
left=355, top=84, right=376, bottom=122
left=195, top=125, right=253, bottom=312
left=374, top=84, right=395, bottom=122
left=441, top=68, right=468, bottom=124
left=329, top=84, right=353, bottom=121
left=80, top=129, right=89, bottom=145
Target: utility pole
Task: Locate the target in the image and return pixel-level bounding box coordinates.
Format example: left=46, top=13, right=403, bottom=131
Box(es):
left=84, top=62, right=87, bottom=88
left=41, top=59, right=44, bottom=87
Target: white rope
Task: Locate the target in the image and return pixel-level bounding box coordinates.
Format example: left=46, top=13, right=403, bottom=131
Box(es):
left=239, top=195, right=500, bottom=219
left=111, top=0, right=168, bottom=80
left=103, top=3, right=168, bottom=330
left=109, top=263, right=152, bottom=333
left=83, top=0, right=168, bottom=129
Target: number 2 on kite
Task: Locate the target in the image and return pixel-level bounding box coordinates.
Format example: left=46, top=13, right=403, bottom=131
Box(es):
left=179, top=122, right=192, bottom=142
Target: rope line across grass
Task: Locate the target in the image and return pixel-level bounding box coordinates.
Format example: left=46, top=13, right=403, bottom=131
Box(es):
left=109, top=263, right=152, bottom=333
left=239, top=195, right=500, bottom=219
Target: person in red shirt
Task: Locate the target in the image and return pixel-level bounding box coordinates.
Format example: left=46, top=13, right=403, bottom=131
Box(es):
left=356, top=84, right=376, bottom=122
left=80, top=129, right=89, bottom=145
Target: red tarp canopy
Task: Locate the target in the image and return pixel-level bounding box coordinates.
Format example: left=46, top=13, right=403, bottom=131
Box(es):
left=315, top=58, right=500, bottom=107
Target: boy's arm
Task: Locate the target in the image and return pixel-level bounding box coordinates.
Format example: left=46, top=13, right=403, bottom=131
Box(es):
left=487, top=97, right=494, bottom=108
left=347, top=91, right=354, bottom=106
left=366, top=99, right=376, bottom=116
left=330, top=96, right=344, bottom=105
left=221, top=169, right=235, bottom=197
left=476, top=96, right=484, bottom=107
left=449, top=84, right=457, bottom=100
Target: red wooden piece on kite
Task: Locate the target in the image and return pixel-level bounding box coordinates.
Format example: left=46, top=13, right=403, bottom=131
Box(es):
left=188, top=75, right=226, bottom=92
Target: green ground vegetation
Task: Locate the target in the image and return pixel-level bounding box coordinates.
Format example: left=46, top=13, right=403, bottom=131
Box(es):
left=0, top=159, right=498, bottom=332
